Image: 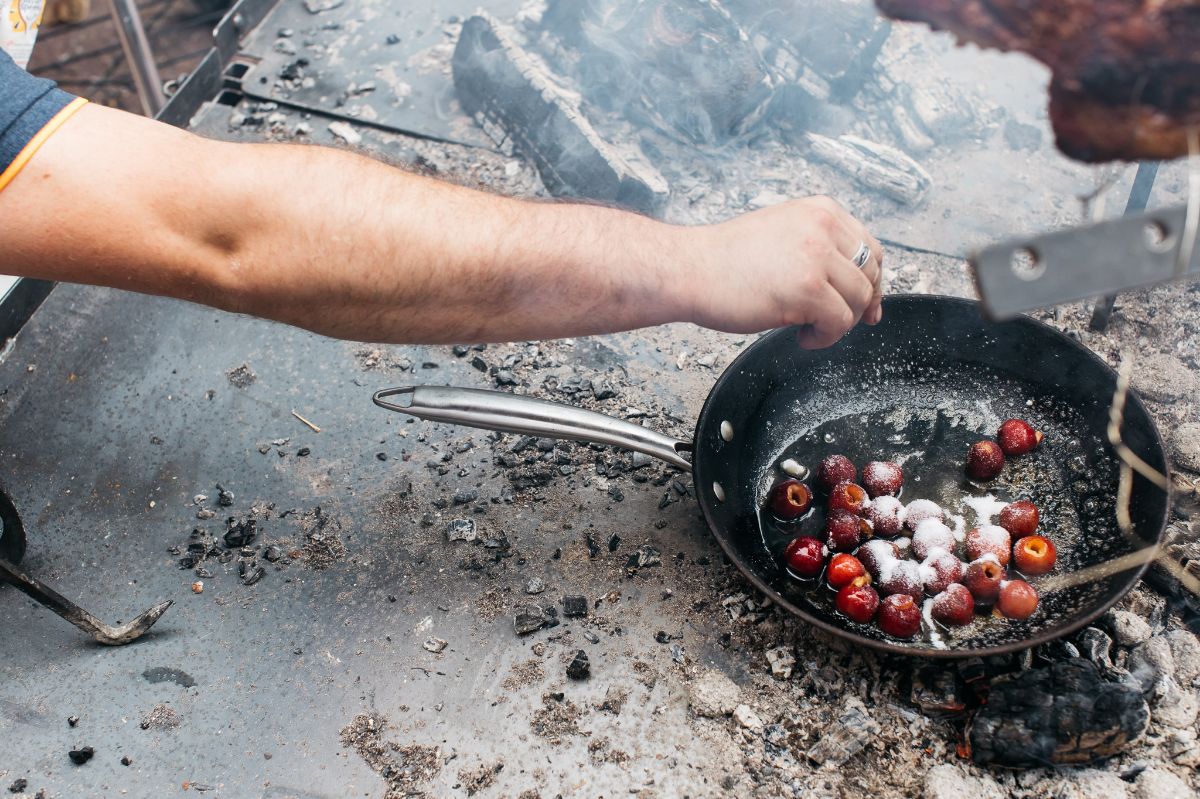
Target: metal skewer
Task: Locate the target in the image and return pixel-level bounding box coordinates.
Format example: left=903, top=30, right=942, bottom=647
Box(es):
left=0, top=556, right=172, bottom=645
left=0, top=486, right=171, bottom=645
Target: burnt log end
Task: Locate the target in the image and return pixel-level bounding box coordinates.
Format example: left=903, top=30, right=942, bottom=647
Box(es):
left=968, top=658, right=1148, bottom=768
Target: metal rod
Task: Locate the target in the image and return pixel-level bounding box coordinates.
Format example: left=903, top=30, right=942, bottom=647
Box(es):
left=1089, top=161, right=1160, bottom=330
left=0, top=556, right=172, bottom=645
left=103, top=0, right=165, bottom=116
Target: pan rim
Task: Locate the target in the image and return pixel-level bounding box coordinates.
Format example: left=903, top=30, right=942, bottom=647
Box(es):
left=691, top=293, right=1170, bottom=659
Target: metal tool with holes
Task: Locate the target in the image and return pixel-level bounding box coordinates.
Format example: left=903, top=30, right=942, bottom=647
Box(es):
left=972, top=202, right=1197, bottom=320
left=376, top=295, right=1170, bottom=658
left=0, top=484, right=171, bottom=645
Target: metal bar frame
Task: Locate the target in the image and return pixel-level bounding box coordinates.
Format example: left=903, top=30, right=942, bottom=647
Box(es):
left=103, top=0, right=165, bottom=116
left=1089, top=162, right=1161, bottom=330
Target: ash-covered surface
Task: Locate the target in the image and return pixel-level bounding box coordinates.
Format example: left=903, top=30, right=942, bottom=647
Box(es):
left=1, top=16, right=1199, bottom=799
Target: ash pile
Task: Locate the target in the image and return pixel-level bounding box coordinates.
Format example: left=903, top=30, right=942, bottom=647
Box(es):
left=449, top=0, right=991, bottom=217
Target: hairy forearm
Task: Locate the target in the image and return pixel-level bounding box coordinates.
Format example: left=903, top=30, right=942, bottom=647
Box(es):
left=1, top=104, right=882, bottom=348
left=214, top=143, right=690, bottom=342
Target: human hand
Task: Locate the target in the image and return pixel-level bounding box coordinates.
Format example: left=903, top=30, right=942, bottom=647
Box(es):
left=681, top=196, right=884, bottom=348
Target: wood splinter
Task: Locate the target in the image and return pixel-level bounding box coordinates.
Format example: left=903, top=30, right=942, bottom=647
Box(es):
left=292, top=410, right=322, bottom=433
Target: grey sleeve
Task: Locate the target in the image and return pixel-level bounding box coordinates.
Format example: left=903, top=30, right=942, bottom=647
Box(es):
left=0, top=47, right=77, bottom=176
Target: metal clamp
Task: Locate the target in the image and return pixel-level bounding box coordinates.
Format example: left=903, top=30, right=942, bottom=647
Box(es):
left=374, top=386, right=693, bottom=472
left=973, top=202, right=1197, bottom=320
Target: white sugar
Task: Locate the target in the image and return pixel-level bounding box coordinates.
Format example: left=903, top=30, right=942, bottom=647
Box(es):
left=922, top=598, right=947, bottom=649
left=962, top=494, right=1008, bottom=526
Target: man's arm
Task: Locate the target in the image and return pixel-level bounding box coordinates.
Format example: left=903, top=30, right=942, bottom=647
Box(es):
left=0, top=103, right=883, bottom=347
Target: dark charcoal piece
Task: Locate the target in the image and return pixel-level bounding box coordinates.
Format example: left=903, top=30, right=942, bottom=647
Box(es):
left=239, top=560, right=266, bottom=587
left=562, top=595, right=588, bottom=618
left=68, top=746, right=94, bottom=765
left=625, top=545, right=662, bottom=574
left=514, top=605, right=549, bottom=635
left=806, top=704, right=880, bottom=765
left=223, top=518, right=257, bottom=548
left=566, top=650, right=590, bottom=680
left=452, top=13, right=668, bottom=216
left=968, top=659, right=1149, bottom=767
left=909, top=667, right=966, bottom=715
left=262, top=545, right=284, bottom=563
left=216, top=485, right=235, bottom=507
left=9, top=778, right=27, bottom=792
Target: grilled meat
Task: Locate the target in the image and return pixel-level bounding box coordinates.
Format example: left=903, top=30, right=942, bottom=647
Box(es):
left=875, top=0, right=1200, bottom=162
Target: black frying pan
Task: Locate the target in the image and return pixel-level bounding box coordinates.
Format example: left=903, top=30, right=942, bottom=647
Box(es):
left=374, top=295, right=1169, bottom=658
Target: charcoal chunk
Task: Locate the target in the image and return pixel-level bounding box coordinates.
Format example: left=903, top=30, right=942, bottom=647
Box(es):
left=514, top=605, right=549, bottom=635
left=910, top=666, right=966, bottom=715
left=223, top=517, right=257, bottom=548
left=68, top=746, right=94, bottom=765
left=566, top=650, right=590, bottom=680
left=968, top=658, right=1149, bottom=767
left=446, top=518, right=478, bottom=543
left=806, top=702, right=879, bottom=765
left=239, top=560, right=266, bottom=586
left=625, top=545, right=661, bottom=574
left=562, top=595, right=588, bottom=618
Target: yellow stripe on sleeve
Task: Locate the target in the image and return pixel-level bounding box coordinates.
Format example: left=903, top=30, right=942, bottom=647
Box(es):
left=0, top=96, right=88, bottom=193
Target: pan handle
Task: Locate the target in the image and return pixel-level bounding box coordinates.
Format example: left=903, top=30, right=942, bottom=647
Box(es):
left=374, top=386, right=693, bottom=472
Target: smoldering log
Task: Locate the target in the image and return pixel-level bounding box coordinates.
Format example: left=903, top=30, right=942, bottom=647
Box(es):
left=803, top=133, right=932, bottom=205
left=967, top=659, right=1149, bottom=768
left=540, top=0, right=774, bottom=146
left=452, top=13, right=669, bottom=216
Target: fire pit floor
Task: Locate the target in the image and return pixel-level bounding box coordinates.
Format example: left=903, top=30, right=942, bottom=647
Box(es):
left=2, top=4, right=1199, bottom=796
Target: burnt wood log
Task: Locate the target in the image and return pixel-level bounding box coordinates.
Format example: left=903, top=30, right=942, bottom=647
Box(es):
left=967, top=658, right=1148, bottom=768
left=453, top=13, right=669, bottom=216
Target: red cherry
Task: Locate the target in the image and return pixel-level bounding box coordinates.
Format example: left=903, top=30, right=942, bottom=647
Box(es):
left=920, top=549, right=964, bottom=596
left=784, top=536, right=825, bottom=578
left=964, top=558, right=1005, bottom=603
left=997, top=579, right=1039, bottom=619
left=866, top=496, right=904, bottom=537
left=903, top=499, right=944, bottom=532
left=825, top=509, right=871, bottom=551
left=836, top=578, right=880, bottom=624
left=966, top=440, right=1005, bottom=480
left=877, top=594, right=921, bottom=638
left=828, top=482, right=869, bottom=515
left=770, top=479, right=813, bottom=520
left=911, top=519, right=956, bottom=561
left=998, top=500, right=1039, bottom=537
left=931, top=583, right=974, bottom=627
left=827, top=553, right=866, bottom=589
left=816, top=455, right=856, bottom=493
left=857, top=539, right=899, bottom=580
left=862, top=461, right=903, bottom=498
left=1013, top=535, right=1057, bottom=576
left=878, top=559, right=924, bottom=601
left=997, top=419, right=1044, bottom=456
left=966, top=525, right=1011, bottom=567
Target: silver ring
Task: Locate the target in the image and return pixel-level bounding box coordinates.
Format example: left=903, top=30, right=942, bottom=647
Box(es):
left=851, top=242, right=871, bottom=269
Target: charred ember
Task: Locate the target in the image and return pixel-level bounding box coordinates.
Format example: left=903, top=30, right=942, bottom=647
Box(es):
left=967, top=658, right=1149, bottom=767
left=452, top=13, right=668, bottom=215
left=874, top=0, right=1200, bottom=161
